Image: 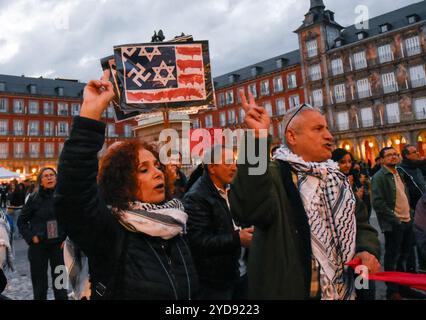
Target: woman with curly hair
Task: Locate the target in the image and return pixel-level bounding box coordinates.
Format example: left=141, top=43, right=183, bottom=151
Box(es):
left=54, top=70, right=198, bottom=300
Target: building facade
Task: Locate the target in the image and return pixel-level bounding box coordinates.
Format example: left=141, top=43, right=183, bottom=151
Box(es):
left=189, top=50, right=305, bottom=146
left=296, top=0, right=426, bottom=163
left=0, top=74, right=136, bottom=178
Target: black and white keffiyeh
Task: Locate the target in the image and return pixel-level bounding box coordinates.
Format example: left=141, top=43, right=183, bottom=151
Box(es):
left=112, top=199, right=188, bottom=240
left=273, top=146, right=356, bottom=300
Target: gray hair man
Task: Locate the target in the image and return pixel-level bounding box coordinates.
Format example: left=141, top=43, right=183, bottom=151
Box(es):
left=229, top=90, right=380, bottom=300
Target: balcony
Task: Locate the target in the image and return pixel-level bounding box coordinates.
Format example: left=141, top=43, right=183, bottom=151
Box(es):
left=378, top=54, right=393, bottom=64
left=415, top=111, right=426, bottom=120
left=29, top=131, right=39, bottom=136
left=45, top=153, right=55, bottom=158
left=309, top=73, right=322, bottom=81
left=337, top=122, right=350, bottom=131
left=14, top=153, right=25, bottom=159
left=407, top=46, right=421, bottom=57
left=358, top=90, right=371, bottom=99
left=386, top=115, right=400, bottom=124
left=44, top=131, right=54, bottom=137
left=335, top=95, right=346, bottom=104
left=383, top=84, right=398, bottom=94
left=411, top=78, right=426, bottom=88
left=361, top=119, right=374, bottom=128
left=30, top=153, right=40, bottom=159
left=13, top=130, right=24, bottom=136
left=0, top=153, right=7, bottom=159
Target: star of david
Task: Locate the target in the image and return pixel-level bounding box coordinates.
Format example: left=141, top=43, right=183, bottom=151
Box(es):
left=139, top=46, right=162, bottom=62
left=152, top=61, right=176, bottom=86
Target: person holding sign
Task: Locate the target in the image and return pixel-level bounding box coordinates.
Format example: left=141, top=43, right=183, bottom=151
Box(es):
left=54, top=70, right=198, bottom=300
left=229, top=91, right=380, bottom=300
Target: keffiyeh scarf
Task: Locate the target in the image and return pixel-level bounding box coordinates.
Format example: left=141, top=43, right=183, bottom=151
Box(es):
left=274, top=147, right=357, bottom=300
left=0, top=209, right=13, bottom=272
left=112, top=199, right=188, bottom=240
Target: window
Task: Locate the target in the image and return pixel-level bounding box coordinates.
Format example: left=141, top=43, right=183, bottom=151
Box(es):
left=236, top=87, right=244, bottom=103
left=378, top=44, right=393, bottom=63
left=406, top=36, right=421, bottom=56
left=44, top=121, right=54, bottom=136
left=337, top=112, right=349, bottom=131
left=353, top=51, right=367, bottom=70
left=58, top=103, right=68, bottom=116
left=58, top=122, right=69, bottom=136
left=309, top=64, right=322, bottom=81
left=107, top=124, right=116, bottom=137
left=28, top=101, right=39, bottom=114
left=106, top=106, right=114, bottom=119
left=217, top=93, right=225, bottom=107
left=0, top=82, right=5, bottom=92
left=264, top=102, right=273, bottom=117
left=276, top=99, right=286, bottom=115
left=228, top=109, right=236, bottom=124
left=13, top=120, right=24, bottom=136
left=361, top=108, right=374, bottom=127
left=409, top=65, right=426, bottom=88
left=14, top=143, right=24, bottom=158
left=43, top=101, right=54, bottom=115
left=380, top=25, right=389, bottom=33
left=386, top=102, right=400, bottom=123
left=382, top=72, right=397, bottom=93
left=273, top=76, right=283, bottom=92
left=357, top=78, right=371, bottom=99
left=205, top=115, right=213, bottom=128
left=334, top=84, right=346, bottom=103
left=29, top=143, right=40, bottom=158
left=331, top=58, right=344, bottom=75
left=306, top=39, right=318, bottom=58
left=260, top=80, right=270, bottom=96
left=0, top=143, right=8, bottom=159
left=312, top=89, right=323, bottom=107
left=248, top=83, right=257, bottom=98
left=57, top=87, right=64, bottom=96
left=278, top=122, right=284, bottom=140
left=0, top=98, right=8, bottom=113
left=287, top=73, right=297, bottom=89
left=269, top=124, right=274, bottom=136
left=357, top=32, right=367, bottom=40
left=0, top=120, right=8, bottom=135
left=408, top=15, right=418, bottom=24
left=219, top=112, right=226, bottom=127
left=225, top=90, right=234, bottom=105
left=71, top=103, right=80, bottom=116
left=414, top=98, right=426, bottom=120
left=45, top=143, right=54, bottom=158
left=13, top=99, right=24, bottom=113
left=289, top=95, right=300, bottom=109
left=239, top=108, right=246, bottom=123
left=29, top=84, right=37, bottom=94
left=29, top=121, right=39, bottom=136
left=124, top=125, right=132, bottom=137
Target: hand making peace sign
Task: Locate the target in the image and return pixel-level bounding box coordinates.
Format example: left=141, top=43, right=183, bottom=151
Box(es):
left=239, top=89, right=271, bottom=138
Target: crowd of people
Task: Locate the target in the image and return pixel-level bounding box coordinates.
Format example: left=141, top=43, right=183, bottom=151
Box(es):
left=1, top=70, right=426, bottom=300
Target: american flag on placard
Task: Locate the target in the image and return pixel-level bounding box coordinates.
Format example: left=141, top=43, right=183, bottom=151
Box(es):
left=119, top=43, right=207, bottom=104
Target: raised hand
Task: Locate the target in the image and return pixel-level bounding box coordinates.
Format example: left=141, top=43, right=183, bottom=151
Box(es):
left=239, top=89, right=270, bottom=138
left=80, top=70, right=115, bottom=121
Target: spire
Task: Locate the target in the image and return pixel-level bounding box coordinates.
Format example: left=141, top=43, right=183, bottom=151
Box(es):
left=310, top=0, right=325, bottom=11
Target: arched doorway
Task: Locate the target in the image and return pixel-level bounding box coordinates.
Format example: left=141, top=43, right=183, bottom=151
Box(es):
left=360, top=138, right=379, bottom=165
left=417, top=131, right=426, bottom=157
left=387, top=134, right=408, bottom=153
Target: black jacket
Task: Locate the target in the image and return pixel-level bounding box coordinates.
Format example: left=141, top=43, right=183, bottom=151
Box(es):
left=183, top=169, right=241, bottom=290
left=54, top=116, right=198, bottom=300
left=398, top=159, right=426, bottom=208
left=18, top=188, right=66, bottom=245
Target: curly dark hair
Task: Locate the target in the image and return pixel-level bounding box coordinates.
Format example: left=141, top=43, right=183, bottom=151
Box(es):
left=98, top=139, right=166, bottom=209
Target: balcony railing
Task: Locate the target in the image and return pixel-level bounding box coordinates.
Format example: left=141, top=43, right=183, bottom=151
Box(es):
left=383, top=84, right=398, bottom=94
left=379, top=54, right=393, bottom=64
left=407, top=46, right=421, bottom=57
left=386, top=116, right=400, bottom=124
left=415, top=111, right=426, bottom=120
left=361, top=119, right=374, bottom=128
left=30, top=153, right=39, bottom=159
left=45, top=153, right=54, bottom=158
left=335, top=96, right=346, bottom=104
left=411, top=78, right=426, bottom=88
left=14, top=152, right=25, bottom=159
left=337, top=122, right=350, bottom=131
left=358, top=90, right=371, bottom=99
left=0, top=153, right=8, bottom=159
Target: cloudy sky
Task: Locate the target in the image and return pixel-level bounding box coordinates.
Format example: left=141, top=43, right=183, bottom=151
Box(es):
left=0, top=0, right=421, bottom=82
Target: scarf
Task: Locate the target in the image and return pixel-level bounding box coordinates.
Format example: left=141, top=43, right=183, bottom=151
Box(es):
left=274, top=146, right=356, bottom=300
left=0, top=209, right=13, bottom=272
left=112, top=199, right=188, bottom=240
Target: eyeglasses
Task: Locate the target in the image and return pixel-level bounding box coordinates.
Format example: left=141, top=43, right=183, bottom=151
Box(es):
left=384, top=153, right=399, bottom=158
left=284, top=104, right=315, bottom=133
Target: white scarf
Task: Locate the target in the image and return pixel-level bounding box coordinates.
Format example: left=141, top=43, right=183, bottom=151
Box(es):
left=274, top=147, right=356, bottom=300
left=112, top=199, right=188, bottom=240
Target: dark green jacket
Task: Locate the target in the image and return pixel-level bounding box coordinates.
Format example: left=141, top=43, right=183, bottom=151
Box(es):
left=371, top=166, right=413, bottom=232
left=229, top=137, right=380, bottom=300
